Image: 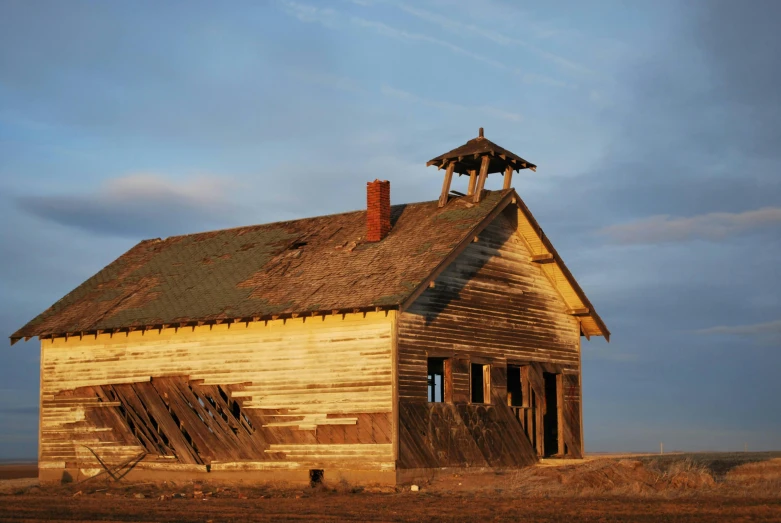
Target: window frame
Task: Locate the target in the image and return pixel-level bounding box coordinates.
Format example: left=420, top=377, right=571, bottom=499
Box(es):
left=469, top=362, right=491, bottom=405
left=427, top=356, right=452, bottom=403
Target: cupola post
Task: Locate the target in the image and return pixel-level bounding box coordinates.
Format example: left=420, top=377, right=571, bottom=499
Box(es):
left=427, top=127, right=537, bottom=207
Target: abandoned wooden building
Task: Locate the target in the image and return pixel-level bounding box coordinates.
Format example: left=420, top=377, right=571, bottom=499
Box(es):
left=11, top=128, right=609, bottom=486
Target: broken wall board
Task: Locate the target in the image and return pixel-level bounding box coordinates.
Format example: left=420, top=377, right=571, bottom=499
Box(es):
left=39, top=311, right=395, bottom=474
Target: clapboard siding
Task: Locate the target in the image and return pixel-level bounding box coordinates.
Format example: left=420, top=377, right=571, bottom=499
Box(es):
left=397, top=208, right=582, bottom=467
left=40, top=311, right=394, bottom=473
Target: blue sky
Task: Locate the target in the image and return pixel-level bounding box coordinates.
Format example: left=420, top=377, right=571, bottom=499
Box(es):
left=1, top=0, right=780, bottom=459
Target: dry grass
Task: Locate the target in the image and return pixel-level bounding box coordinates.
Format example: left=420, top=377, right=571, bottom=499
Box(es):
left=2, top=453, right=780, bottom=501
left=495, top=454, right=781, bottom=499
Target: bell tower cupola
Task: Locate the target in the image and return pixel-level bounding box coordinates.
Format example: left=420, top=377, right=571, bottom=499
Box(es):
left=427, top=127, right=537, bottom=207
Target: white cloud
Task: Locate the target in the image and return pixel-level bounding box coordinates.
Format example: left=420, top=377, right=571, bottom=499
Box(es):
left=381, top=85, right=522, bottom=122
left=16, top=173, right=239, bottom=238
left=279, top=0, right=339, bottom=27
left=696, top=319, right=781, bottom=345
left=697, top=319, right=781, bottom=336
left=101, top=173, right=230, bottom=206
left=599, top=207, right=781, bottom=245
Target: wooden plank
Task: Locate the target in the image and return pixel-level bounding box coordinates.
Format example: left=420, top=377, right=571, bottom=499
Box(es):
left=503, top=165, right=513, bottom=190
left=557, top=373, right=564, bottom=456
left=531, top=253, right=554, bottom=264
left=391, top=310, right=399, bottom=462
left=482, top=364, right=491, bottom=405
left=444, top=359, right=453, bottom=403
left=131, top=381, right=202, bottom=465
left=536, top=389, right=544, bottom=457
left=578, top=335, right=584, bottom=455
left=438, top=162, right=455, bottom=207
left=472, top=155, right=491, bottom=203
left=466, top=170, right=477, bottom=196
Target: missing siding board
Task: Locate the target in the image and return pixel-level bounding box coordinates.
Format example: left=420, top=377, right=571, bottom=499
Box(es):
left=92, top=377, right=265, bottom=465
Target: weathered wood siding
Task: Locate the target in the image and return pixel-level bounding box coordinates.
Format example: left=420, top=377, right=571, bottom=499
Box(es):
left=40, top=311, right=395, bottom=475
left=397, top=208, right=583, bottom=469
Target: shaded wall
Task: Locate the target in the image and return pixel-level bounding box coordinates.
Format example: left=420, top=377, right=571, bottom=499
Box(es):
left=397, top=209, right=582, bottom=469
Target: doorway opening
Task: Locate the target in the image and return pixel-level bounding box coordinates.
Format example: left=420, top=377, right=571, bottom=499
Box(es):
left=543, top=372, right=559, bottom=457
left=309, top=469, right=324, bottom=487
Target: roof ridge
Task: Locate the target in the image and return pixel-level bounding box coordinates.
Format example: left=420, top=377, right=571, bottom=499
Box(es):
left=149, top=194, right=475, bottom=244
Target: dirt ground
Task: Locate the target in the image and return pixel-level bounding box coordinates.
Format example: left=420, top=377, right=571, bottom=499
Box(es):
left=1, top=453, right=780, bottom=522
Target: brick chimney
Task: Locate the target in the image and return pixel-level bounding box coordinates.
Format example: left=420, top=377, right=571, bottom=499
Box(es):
left=366, top=179, right=391, bottom=242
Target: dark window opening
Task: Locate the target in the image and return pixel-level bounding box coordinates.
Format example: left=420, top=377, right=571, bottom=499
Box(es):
left=471, top=363, right=490, bottom=404
left=427, top=358, right=445, bottom=402
left=310, top=469, right=324, bottom=487
left=507, top=365, right=523, bottom=407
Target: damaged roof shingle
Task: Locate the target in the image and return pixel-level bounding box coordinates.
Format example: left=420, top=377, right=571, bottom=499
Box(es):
left=11, top=191, right=511, bottom=341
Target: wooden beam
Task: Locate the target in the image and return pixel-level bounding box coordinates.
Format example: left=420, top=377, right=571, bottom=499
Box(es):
left=483, top=364, right=491, bottom=405
left=514, top=193, right=610, bottom=340
left=536, top=389, right=544, bottom=456
left=503, top=165, right=513, bottom=190
left=568, top=308, right=590, bottom=316
left=531, top=253, right=554, bottom=264
left=472, top=155, right=490, bottom=203
left=580, top=323, right=591, bottom=341
left=438, top=161, right=455, bottom=208
left=466, top=169, right=477, bottom=196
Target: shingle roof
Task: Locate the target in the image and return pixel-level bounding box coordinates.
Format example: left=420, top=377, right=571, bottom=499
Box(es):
left=11, top=190, right=513, bottom=342
left=427, top=130, right=537, bottom=175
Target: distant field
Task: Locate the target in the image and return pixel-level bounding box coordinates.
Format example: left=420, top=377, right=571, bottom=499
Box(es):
left=0, top=464, right=36, bottom=480
left=1, top=453, right=780, bottom=522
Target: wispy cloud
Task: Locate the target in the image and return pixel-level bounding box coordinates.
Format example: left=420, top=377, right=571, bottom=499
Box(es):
left=278, top=0, right=567, bottom=87
left=16, top=173, right=238, bottom=238
left=279, top=0, right=339, bottom=27
left=696, top=319, right=781, bottom=344
left=599, top=207, right=781, bottom=245
left=395, top=3, right=594, bottom=76
left=381, top=85, right=522, bottom=122
left=348, top=16, right=510, bottom=71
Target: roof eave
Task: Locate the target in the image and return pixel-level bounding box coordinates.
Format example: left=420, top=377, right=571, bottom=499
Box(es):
left=511, top=189, right=610, bottom=342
